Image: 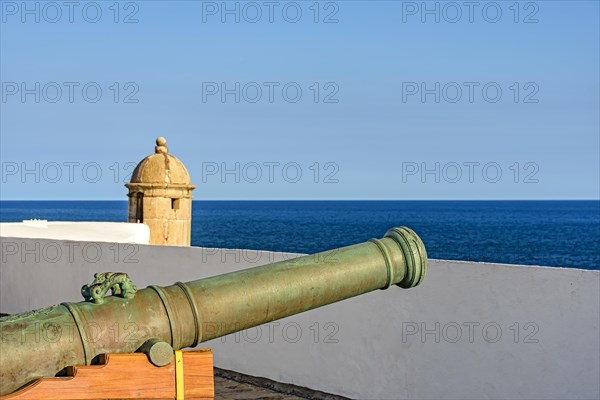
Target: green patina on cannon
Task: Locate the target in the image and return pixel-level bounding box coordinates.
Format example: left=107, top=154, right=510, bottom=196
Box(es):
left=0, top=227, right=427, bottom=395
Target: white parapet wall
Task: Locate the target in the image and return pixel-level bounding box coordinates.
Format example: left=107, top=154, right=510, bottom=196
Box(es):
left=0, top=237, right=598, bottom=399
left=0, top=221, right=150, bottom=244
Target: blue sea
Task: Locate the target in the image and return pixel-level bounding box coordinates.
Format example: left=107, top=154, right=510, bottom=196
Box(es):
left=1, top=201, right=598, bottom=270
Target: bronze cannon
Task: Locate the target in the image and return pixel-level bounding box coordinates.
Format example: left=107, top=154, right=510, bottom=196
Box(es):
left=0, top=227, right=427, bottom=395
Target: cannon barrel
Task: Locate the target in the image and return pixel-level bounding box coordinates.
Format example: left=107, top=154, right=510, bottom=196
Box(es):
left=0, top=227, right=427, bottom=395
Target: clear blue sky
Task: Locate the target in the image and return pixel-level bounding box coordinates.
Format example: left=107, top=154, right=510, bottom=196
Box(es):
left=1, top=0, right=598, bottom=200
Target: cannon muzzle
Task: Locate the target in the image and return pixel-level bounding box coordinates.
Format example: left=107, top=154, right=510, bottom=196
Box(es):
left=0, top=227, right=427, bottom=395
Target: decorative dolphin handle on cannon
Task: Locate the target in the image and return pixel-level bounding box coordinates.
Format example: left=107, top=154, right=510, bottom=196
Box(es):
left=0, top=227, right=427, bottom=395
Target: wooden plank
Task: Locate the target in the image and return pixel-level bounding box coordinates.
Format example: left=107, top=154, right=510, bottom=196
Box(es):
left=1, top=349, right=214, bottom=400
left=183, top=351, right=215, bottom=399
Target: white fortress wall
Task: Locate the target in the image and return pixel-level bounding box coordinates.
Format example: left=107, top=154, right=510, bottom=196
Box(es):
left=0, top=221, right=150, bottom=244
left=0, top=237, right=598, bottom=399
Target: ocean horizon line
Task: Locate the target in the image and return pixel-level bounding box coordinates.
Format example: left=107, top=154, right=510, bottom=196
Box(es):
left=1, top=199, right=599, bottom=202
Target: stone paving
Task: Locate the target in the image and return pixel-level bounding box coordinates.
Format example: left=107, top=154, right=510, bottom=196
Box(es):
left=214, top=368, right=349, bottom=400
left=215, top=375, right=308, bottom=400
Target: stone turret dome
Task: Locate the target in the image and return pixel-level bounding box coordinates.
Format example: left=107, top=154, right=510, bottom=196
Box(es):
left=129, top=137, right=192, bottom=186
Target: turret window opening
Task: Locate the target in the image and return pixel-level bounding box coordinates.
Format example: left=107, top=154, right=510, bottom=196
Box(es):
left=136, top=193, right=144, bottom=222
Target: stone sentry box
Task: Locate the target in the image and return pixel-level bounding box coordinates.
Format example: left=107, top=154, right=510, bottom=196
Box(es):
left=126, top=137, right=195, bottom=246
